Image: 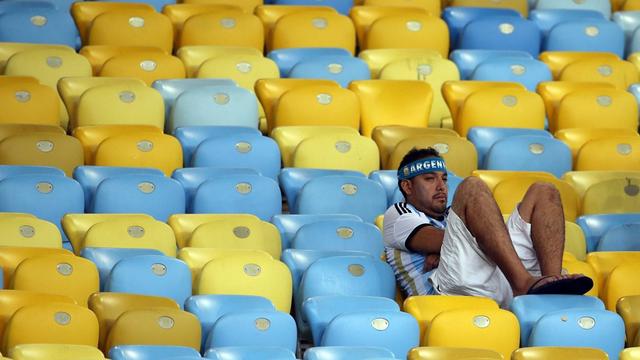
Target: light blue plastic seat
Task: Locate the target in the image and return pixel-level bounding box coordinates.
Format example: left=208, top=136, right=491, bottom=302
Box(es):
left=174, top=126, right=261, bottom=167
left=0, top=0, right=55, bottom=16
left=320, top=311, right=419, bottom=358
left=273, top=214, right=363, bottom=250
left=267, top=48, right=352, bottom=76
left=0, top=7, right=79, bottom=48
left=467, top=127, right=553, bottom=169
left=273, top=0, right=351, bottom=14
left=169, top=85, right=259, bottom=133
left=204, top=310, right=297, bottom=353
left=442, top=7, right=521, bottom=48
left=279, top=168, right=365, bottom=213
left=172, top=167, right=259, bottom=210
left=534, top=0, right=611, bottom=19
left=470, top=57, right=552, bottom=91
left=81, top=247, right=164, bottom=291
left=576, top=213, right=640, bottom=252
left=185, top=294, right=276, bottom=353
left=596, top=223, right=640, bottom=251
left=191, top=134, right=281, bottom=180
left=528, top=308, right=625, bottom=359
left=204, top=346, right=296, bottom=360
left=303, top=346, right=395, bottom=360
left=291, top=220, right=384, bottom=257
left=458, top=16, right=542, bottom=57
left=191, top=174, right=281, bottom=221
left=105, top=254, right=192, bottom=309
left=530, top=9, right=606, bottom=36
left=613, top=11, right=640, bottom=56
left=109, top=345, right=201, bottom=360
left=296, top=175, right=387, bottom=223
left=449, top=49, right=533, bottom=80
left=0, top=165, right=64, bottom=180
left=483, top=135, right=572, bottom=177
left=73, top=166, right=164, bottom=210
left=288, top=56, right=370, bottom=88
left=91, top=174, right=185, bottom=222
left=303, top=295, right=400, bottom=346
left=544, top=20, right=624, bottom=57
left=107, top=0, right=175, bottom=12
left=628, top=26, right=640, bottom=55
left=510, top=294, right=605, bottom=346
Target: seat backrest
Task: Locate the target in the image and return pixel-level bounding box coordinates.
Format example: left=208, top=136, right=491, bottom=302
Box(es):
left=559, top=58, right=639, bottom=90
left=597, top=223, right=640, bottom=252
left=536, top=81, right=616, bottom=123
left=577, top=214, right=640, bottom=253
left=0, top=247, right=73, bottom=289
left=443, top=7, right=521, bottom=47
left=467, top=127, right=552, bottom=168
left=83, top=218, right=177, bottom=256
left=8, top=344, right=106, bottom=360
left=109, top=345, right=200, bottom=360
left=81, top=248, right=165, bottom=290
left=0, top=8, right=78, bottom=49
left=196, top=54, right=279, bottom=89
left=189, top=218, right=281, bottom=259
left=575, top=137, right=640, bottom=171
left=70, top=1, right=155, bottom=43
left=151, top=79, right=236, bottom=122
left=99, top=53, right=186, bottom=86
left=458, top=16, right=541, bottom=57
left=470, top=57, right=552, bottom=91
left=174, top=126, right=259, bottom=166
left=272, top=214, right=363, bottom=249
left=581, top=178, right=640, bottom=215
left=289, top=56, right=369, bottom=88
left=535, top=0, right=611, bottom=19
left=270, top=11, right=355, bottom=53
left=0, top=81, right=60, bottom=127
left=176, top=45, right=262, bottom=78
left=483, top=135, right=572, bottom=177
left=531, top=8, right=605, bottom=36
left=0, top=133, right=83, bottom=176
left=179, top=11, right=264, bottom=51
left=88, top=10, right=173, bottom=53
left=364, top=13, right=448, bottom=56
left=0, top=217, right=62, bottom=248
left=304, top=346, right=394, bottom=360
left=546, top=20, right=623, bottom=58
left=205, top=346, right=295, bottom=360
left=268, top=47, right=352, bottom=77
left=292, top=220, right=384, bottom=257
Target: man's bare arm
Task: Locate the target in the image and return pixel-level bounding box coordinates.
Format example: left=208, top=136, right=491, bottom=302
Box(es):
left=405, top=225, right=445, bottom=255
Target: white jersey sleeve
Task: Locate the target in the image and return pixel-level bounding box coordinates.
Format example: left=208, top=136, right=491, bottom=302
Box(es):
left=383, top=202, right=432, bottom=251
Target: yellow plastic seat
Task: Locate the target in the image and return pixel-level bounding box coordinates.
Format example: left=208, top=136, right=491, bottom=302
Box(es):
left=364, top=14, right=449, bottom=56
left=628, top=52, right=640, bottom=73
left=76, top=83, right=164, bottom=129
left=271, top=85, right=360, bottom=131
left=555, top=128, right=639, bottom=161
left=559, top=58, right=639, bottom=90
left=536, top=81, right=615, bottom=123
left=408, top=347, right=503, bottom=360
left=178, top=248, right=273, bottom=286
left=565, top=221, right=587, bottom=261
left=1, top=303, right=99, bottom=354
left=349, top=80, right=432, bottom=137
left=349, top=6, right=430, bottom=48
left=586, top=252, right=640, bottom=297
left=88, top=10, right=173, bottom=53
left=493, top=176, right=580, bottom=221
left=9, top=344, right=106, bottom=360
left=358, top=49, right=441, bottom=79
left=581, top=178, right=640, bottom=215
left=197, top=54, right=279, bottom=88
left=291, top=133, right=380, bottom=175
left=180, top=0, right=260, bottom=13
left=379, top=57, right=459, bottom=128
left=70, top=1, right=156, bottom=44
left=562, top=256, right=598, bottom=297
left=256, top=5, right=337, bottom=49
left=563, top=170, right=640, bottom=201
left=404, top=295, right=499, bottom=345
left=88, top=292, right=179, bottom=352
left=197, top=252, right=292, bottom=312
left=448, top=0, right=527, bottom=16
left=82, top=218, right=177, bottom=257
left=552, top=89, right=638, bottom=133
left=617, top=296, right=640, bottom=345
left=603, top=262, right=640, bottom=311
left=472, top=170, right=554, bottom=192
left=74, top=125, right=162, bottom=165
left=163, top=4, right=243, bottom=46
left=177, top=45, right=263, bottom=78
left=179, top=11, right=264, bottom=51
left=0, top=75, right=39, bottom=85
left=104, top=308, right=201, bottom=353
left=575, top=137, right=640, bottom=172
left=79, top=45, right=168, bottom=75
left=0, top=133, right=83, bottom=176
left=455, top=88, right=545, bottom=137
left=93, top=132, right=183, bottom=176
left=612, top=0, right=626, bottom=11
left=443, top=81, right=526, bottom=125
left=372, top=126, right=458, bottom=169
left=622, top=347, right=640, bottom=360
left=0, top=43, right=74, bottom=74
left=271, top=126, right=359, bottom=167
left=99, top=53, right=186, bottom=86
left=0, top=247, right=72, bottom=289
left=188, top=217, right=281, bottom=259
left=62, top=214, right=155, bottom=256
left=387, top=135, right=478, bottom=176
left=270, top=11, right=356, bottom=54
left=511, top=347, right=608, bottom=360
left=0, top=217, right=61, bottom=248
left=539, top=51, right=620, bottom=79
left=424, top=308, right=519, bottom=360
left=0, top=82, right=59, bottom=127
left=0, top=124, right=64, bottom=144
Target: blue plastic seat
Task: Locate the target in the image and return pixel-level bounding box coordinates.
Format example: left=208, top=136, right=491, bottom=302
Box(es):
left=576, top=213, right=640, bottom=252
left=303, top=295, right=400, bottom=346
left=0, top=7, right=79, bottom=48
left=0, top=165, right=64, bottom=180
left=73, top=166, right=164, bottom=210
left=534, top=0, right=611, bottom=19
left=613, top=11, right=640, bottom=56
left=530, top=9, right=606, bottom=36
left=151, top=79, right=236, bottom=124
left=204, top=310, right=297, bottom=353
left=629, top=84, right=640, bottom=109
left=458, top=16, right=542, bottom=57
left=596, top=223, right=640, bottom=251
left=442, top=7, right=521, bottom=48
left=527, top=308, right=625, bottom=359
left=185, top=295, right=276, bottom=353
left=483, top=135, right=572, bottom=177
left=544, top=20, right=624, bottom=57
left=92, top=174, right=185, bottom=222
left=172, top=168, right=259, bottom=209
left=279, top=168, right=365, bottom=213
left=288, top=56, right=370, bottom=88
left=0, top=0, right=55, bottom=16
left=267, top=48, right=352, bottom=76
left=291, top=220, right=384, bottom=257
left=628, top=26, right=640, bottom=55
left=273, top=0, right=351, bottom=14
left=449, top=49, right=533, bottom=80
left=296, top=175, right=387, bottom=223
left=81, top=247, right=164, bottom=291
left=174, top=126, right=261, bottom=167
left=272, top=214, right=364, bottom=250
left=205, top=346, right=296, bottom=360
left=303, top=346, right=395, bottom=360
left=470, top=57, right=552, bottom=91
left=105, top=254, right=192, bottom=308
left=510, top=294, right=605, bottom=346
left=467, top=127, right=553, bottom=169
left=109, top=345, right=201, bottom=360
left=169, top=86, right=259, bottom=133
left=191, top=134, right=281, bottom=180
left=191, top=174, right=281, bottom=221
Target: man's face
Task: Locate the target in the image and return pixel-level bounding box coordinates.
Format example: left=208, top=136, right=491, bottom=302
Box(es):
left=401, top=171, right=448, bottom=218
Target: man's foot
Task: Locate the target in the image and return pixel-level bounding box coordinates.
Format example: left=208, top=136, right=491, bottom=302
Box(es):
left=524, top=274, right=594, bottom=296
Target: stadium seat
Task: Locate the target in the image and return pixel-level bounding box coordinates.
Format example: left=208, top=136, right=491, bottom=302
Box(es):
left=555, top=128, right=638, bottom=162
left=358, top=48, right=442, bottom=78
left=483, top=135, right=572, bottom=177
left=304, top=346, right=394, bottom=360
left=164, top=3, right=242, bottom=42
left=350, top=6, right=429, bottom=48
left=205, top=346, right=295, bottom=360
left=511, top=347, right=609, bottom=360
left=587, top=252, right=640, bottom=297
left=62, top=213, right=154, bottom=254
left=531, top=9, right=606, bottom=36
left=176, top=45, right=262, bottom=77
left=291, top=220, right=383, bottom=257
left=622, top=348, right=640, bottom=360
left=467, top=127, right=552, bottom=168
left=538, top=51, right=619, bottom=79
left=109, top=345, right=200, bottom=360
left=472, top=170, right=554, bottom=191
left=449, top=0, right=528, bottom=16
left=0, top=81, right=59, bottom=127
left=449, top=49, right=533, bottom=80
left=272, top=214, right=363, bottom=249
left=179, top=11, right=263, bottom=50
left=0, top=217, right=61, bottom=248
left=563, top=170, right=640, bottom=203
left=8, top=344, right=106, bottom=360
left=363, top=0, right=439, bottom=13
left=536, top=81, right=615, bottom=122
left=269, top=11, right=356, bottom=54
left=457, top=17, right=541, bottom=57
left=291, top=133, right=379, bottom=175
left=177, top=128, right=261, bottom=169
left=544, top=21, right=624, bottom=57
left=597, top=224, right=640, bottom=251
left=81, top=45, right=166, bottom=75
left=604, top=262, right=640, bottom=312
left=0, top=43, right=73, bottom=73
left=196, top=54, right=278, bottom=90
left=363, top=13, right=448, bottom=56
left=0, top=247, right=72, bottom=288
left=257, top=5, right=335, bottom=46
left=0, top=8, right=79, bottom=49
left=577, top=214, right=640, bottom=253
left=408, top=347, right=503, bottom=360
left=0, top=0, right=56, bottom=16
left=267, top=48, right=351, bottom=77
left=288, top=56, right=369, bottom=87
left=70, top=1, right=155, bottom=44
left=82, top=248, right=165, bottom=290
left=443, top=7, right=521, bottom=48
left=99, top=52, right=186, bottom=86
left=581, top=178, right=640, bottom=215
left=575, top=137, right=640, bottom=171
left=179, top=249, right=273, bottom=288
left=442, top=80, right=525, bottom=124
left=173, top=168, right=258, bottom=208
left=0, top=164, right=64, bottom=180
left=82, top=218, right=177, bottom=256
left=565, top=221, right=588, bottom=261
left=0, top=133, right=82, bottom=176
left=88, top=10, right=173, bottom=53
left=470, top=57, right=552, bottom=91
left=534, top=0, right=611, bottom=19
left=559, top=58, right=639, bottom=90
left=271, top=127, right=355, bottom=168
left=617, top=296, right=640, bottom=345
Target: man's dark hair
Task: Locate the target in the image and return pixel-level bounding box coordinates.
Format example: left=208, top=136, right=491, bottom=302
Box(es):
left=397, top=147, right=441, bottom=198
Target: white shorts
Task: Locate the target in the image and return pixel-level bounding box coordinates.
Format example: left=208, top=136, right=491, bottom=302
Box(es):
left=429, top=206, right=541, bottom=308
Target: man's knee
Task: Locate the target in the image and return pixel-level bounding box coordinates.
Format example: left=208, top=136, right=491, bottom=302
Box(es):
left=527, top=181, right=562, bottom=204
left=456, top=176, right=492, bottom=197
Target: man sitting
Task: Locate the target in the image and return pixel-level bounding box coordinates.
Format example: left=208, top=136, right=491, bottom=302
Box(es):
left=383, top=147, right=592, bottom=307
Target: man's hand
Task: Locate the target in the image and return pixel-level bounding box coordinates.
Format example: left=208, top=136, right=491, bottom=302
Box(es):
left=424, top=254, right=440, bottom=272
